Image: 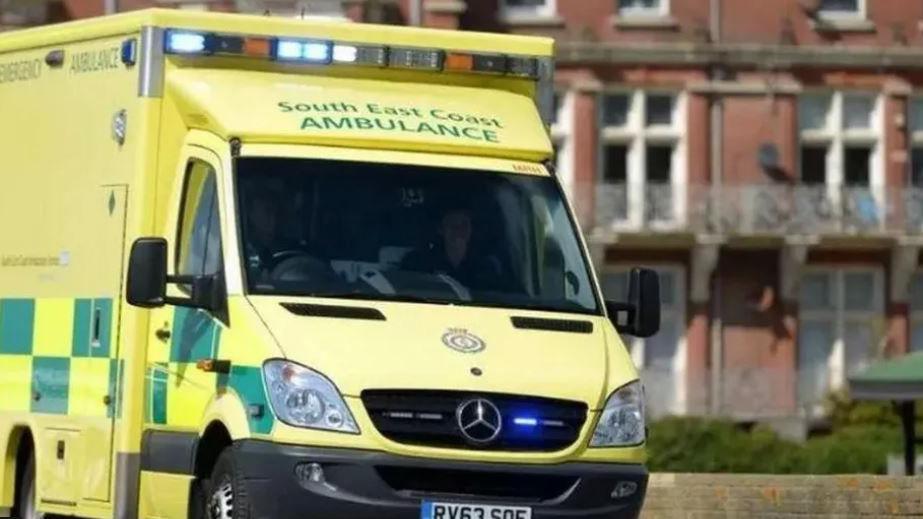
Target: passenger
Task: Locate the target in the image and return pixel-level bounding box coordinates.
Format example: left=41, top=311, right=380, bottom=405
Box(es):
left=402, top=203, right=506, bottom=291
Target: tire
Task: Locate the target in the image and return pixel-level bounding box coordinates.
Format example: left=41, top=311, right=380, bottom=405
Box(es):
left=203, top=447, right=253, bottom=519
left=15, top=454, right=43, bottom=519
left=188, top=478, right=208, bottom=519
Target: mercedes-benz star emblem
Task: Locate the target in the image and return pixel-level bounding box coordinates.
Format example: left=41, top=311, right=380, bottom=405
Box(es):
left=456, top=398, right=503, bottom=444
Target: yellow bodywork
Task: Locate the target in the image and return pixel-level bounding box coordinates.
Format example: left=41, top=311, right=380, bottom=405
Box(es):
left=0, top=9, right=642, bottom=519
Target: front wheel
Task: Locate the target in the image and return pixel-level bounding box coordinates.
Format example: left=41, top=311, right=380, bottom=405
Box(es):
left=16, top=454, right=43, bottom=519
left=204, top=447, right=254, bottom=519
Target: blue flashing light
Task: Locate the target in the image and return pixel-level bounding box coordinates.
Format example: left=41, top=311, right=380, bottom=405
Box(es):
left=274, top=39, right=332, bottom=63
left=276, top=40, right=304, bottom=60
left=120, top=38, right=138, bottom=66
left=513, top=417, right=538, bottom=427
left=304, top=42, right=331, bottom=62
left=165, top=31, right=208, bottom=54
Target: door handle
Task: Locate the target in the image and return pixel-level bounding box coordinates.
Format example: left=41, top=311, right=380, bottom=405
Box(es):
left=155, top=326, right=171, bottom=342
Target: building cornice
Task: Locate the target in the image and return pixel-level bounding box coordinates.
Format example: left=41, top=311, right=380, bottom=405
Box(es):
left=557, top=41, right=923, bottom=70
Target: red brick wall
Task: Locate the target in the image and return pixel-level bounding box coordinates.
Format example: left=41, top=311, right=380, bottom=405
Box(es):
left=721, top=0, right=923, bottom=46
left=722, top=95, right=798, bottom=184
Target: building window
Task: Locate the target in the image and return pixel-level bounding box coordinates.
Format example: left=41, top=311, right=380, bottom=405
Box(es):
left=501, top=0, right=555, bottom=19
left=911, top=273, right=923, bottom=353
left=910, top=98, right=923, bottom=187
left=798, top=268, right=883, bottom=414
left=598, top=90, right=685, bottom=230
left=601, top=266, right=685, bottom=417
left=617, top=0, right=669, bottom=17
left=818, top=0, right=865, bottom=19
left=798, top=91, right=882, bottom=231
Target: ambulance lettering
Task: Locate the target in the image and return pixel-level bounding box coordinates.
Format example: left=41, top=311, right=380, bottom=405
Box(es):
left=0, top=58, right=41, bottom=84
left=69, top=46, right=121, bottom=74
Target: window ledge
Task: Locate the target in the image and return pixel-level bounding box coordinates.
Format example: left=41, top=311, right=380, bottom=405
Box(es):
left=612, top=15, right=679, bottom=30
left=424, top=0, right=467, bottom=15
left=811, top=17, right=875, bottom=33
left=500, top=13, right=566, bottom=28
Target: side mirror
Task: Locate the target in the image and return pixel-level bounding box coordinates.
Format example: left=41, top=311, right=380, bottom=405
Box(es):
left=606, top=268, right=661, bottom=338
left=126, top=238, right=168, bottom=308
left=126, top=237, right=224, bottom=312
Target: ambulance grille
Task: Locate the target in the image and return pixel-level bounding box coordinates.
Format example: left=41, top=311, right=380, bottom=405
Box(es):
left=361, top=390, right=587, bottom=452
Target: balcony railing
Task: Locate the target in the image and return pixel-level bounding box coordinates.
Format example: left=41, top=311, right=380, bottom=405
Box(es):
left=588, top=182, right=923, bottom=238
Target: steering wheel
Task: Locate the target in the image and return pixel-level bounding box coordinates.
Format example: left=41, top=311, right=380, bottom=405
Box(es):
left=270, top=251, right=334, bottom=283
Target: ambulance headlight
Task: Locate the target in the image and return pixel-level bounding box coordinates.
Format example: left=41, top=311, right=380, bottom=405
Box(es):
left=590, top=380, right=645, bottom=447
left=263, top=360, right=359, bottom=434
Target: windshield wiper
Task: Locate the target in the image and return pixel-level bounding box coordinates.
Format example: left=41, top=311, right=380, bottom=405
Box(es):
left=301, top=292, right=456, bottom=306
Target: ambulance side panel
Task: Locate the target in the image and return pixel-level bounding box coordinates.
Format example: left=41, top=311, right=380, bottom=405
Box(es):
left=0, top=31, right=157, bottom=518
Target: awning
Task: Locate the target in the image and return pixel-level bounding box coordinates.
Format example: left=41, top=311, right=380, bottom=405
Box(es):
left=849, top=352, right=923, bottom=401
left=848, top=352, right=923, bottom=476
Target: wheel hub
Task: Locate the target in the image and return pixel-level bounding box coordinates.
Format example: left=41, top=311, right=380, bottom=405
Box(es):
left=208, top=479, right=234, bottom=519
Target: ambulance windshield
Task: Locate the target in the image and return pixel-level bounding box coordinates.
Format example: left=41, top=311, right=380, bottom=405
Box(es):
left=236, top=157, right=599, bottom=315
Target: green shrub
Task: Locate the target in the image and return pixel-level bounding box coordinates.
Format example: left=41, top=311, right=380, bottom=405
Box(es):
left=647, top=417, right=902, bottom=474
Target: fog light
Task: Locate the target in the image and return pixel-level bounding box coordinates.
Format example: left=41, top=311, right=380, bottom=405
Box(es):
left=295, top=462, right=325, bottom=486
left=611, top=481, right=637, bottom=499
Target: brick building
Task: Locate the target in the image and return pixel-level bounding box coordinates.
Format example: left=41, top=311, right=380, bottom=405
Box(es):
left=5, top=0, right=923, bottom=434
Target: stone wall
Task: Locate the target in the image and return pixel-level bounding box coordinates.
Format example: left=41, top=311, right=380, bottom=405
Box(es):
left=642, top=473, right=923, bottom=518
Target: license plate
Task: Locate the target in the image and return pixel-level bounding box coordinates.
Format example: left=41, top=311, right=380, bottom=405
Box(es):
left=421, top=501, right=532, bottom=519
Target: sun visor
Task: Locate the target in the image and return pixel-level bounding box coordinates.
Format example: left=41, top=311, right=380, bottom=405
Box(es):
left=166, top=69, right=553, bottom=161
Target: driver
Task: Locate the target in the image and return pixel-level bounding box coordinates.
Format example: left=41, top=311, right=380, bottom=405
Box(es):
left=245, top=189, right=282, bottom=281
left=402, top=202, right=505, bottom=291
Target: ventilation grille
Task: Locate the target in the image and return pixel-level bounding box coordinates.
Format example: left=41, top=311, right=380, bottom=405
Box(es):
left=511, top=316, right=593, bottom=334
left=281, top=303, right=385, bottom=321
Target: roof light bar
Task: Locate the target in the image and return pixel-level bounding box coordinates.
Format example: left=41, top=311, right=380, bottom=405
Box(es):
left=161, top=28, right=541, bottom=79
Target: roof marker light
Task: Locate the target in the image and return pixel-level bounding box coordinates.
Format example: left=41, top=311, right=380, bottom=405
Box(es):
left=165, top=31, right=207, bottom=54
left=333, top=44, right=388, bottom=66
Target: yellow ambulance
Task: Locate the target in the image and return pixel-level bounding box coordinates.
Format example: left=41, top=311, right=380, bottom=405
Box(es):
left=0, top=9, right=661, bottom=519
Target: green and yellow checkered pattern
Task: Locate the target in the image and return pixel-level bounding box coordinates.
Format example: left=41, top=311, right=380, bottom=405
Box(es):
left=144, top=307, right=272, bottom=434
left=0, top=298, right=122, bottom=418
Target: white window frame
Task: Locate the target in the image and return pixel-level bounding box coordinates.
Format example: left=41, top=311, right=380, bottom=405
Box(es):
left=603, top=264, right=687, bottom=416
left=598, top=89, right=687, bottom=232
left=617, top=0, right=670, bottom=18
left=552, top=89, right=576, bottom=197
left=500, top=0, right=556, bottom=20
left=798, top=266, right=884, bottom=416
left=798, top=91, right=884, bottom=227
left=817, top=0, right=867, bottom=20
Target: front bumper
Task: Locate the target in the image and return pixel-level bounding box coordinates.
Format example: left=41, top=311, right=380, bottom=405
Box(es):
left=233, top=440, right=647, bottom=519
